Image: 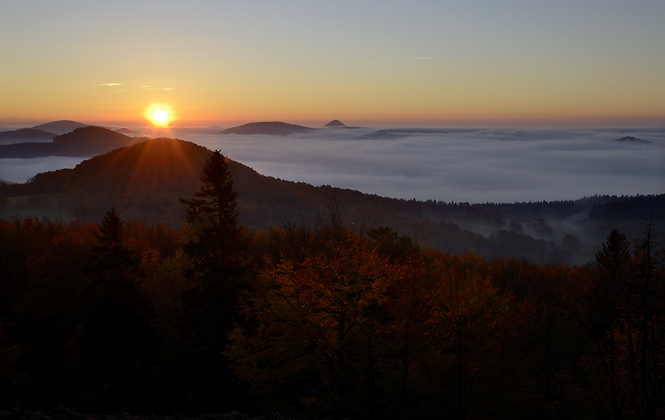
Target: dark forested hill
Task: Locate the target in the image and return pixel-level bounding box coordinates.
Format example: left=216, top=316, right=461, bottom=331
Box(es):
left=0, top=138, right=368, bottom=228
left=0, top=128, right=55, bottom=144
left=0, top=126, right=141, bottom=158
left=0, top=137, right=661, bottom=265
left=589, top=194, right=665, bottom=220
left=220, top=121, right=316, bottom=136
left=51, top=126, right=142, bottom=156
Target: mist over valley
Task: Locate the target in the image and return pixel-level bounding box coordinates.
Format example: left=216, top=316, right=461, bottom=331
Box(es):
left=1, top=120, right=663, bottom=266
left=2, top=121, right=663, bottom=204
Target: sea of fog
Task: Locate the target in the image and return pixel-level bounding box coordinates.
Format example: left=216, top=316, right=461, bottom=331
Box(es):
left=1, top=126, right=664, bottom=204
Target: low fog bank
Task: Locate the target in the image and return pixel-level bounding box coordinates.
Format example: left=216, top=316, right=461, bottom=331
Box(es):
left=0, top=156, right=85, bottom=184
left=186, top=126, right=665, bottom=204
left=1, top=126, right=663, bottom=205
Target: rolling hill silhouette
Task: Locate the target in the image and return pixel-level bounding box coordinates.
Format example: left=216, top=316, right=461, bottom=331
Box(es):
left=0, top=126, right=141, bottom=158
left=52, top=126, right=141, bottom=155
left=2, top=137, right=372, bottom=226
left=32, top=120, right=89, bottom=135
left=46, top=138, right=210, bottom=192
left=1, top=137, right=660, bottom=264
left=1, top=138, right=357, bottom=227
left=0, top=128, right=55, bottom=144
left=220, top=121, right=316, bottom=136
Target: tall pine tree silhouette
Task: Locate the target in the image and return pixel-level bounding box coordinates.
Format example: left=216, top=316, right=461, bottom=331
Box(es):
left=180, top=150, right=242, bottom=272
left=178, top=151, right=248, bottom=412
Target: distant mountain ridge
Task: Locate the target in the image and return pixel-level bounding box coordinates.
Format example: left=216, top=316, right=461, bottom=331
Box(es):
left=220, top=121, right=316, bottom=136
left=0, top=128, right=55, bottom=144
left=325, top=119, right=346, bottom=127
left=616, top=135, right=651, bottom=144
left=0, top=126, right=141, bottom=158
left=1, top=136, right=662, bottom=266
left=32, top=120, right=89, bottom=135
left=115, top=128, right=137, bottom=135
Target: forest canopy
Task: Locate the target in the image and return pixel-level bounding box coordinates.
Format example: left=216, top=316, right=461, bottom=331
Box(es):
left=1, top=138, right=662, bottom=266
left=1, top=150, right=663, bottom=419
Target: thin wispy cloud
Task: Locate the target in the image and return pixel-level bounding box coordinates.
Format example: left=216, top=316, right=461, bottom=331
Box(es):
left=139, top=85, right=175, bottom=91
left=98, top=82, right=172, bottom=92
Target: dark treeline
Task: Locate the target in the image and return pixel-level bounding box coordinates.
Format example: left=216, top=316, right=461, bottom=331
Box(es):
left=1, top=152, right=664, bottom=420
left=1, top=137, right=662, bottom=267
left=589, top=194, right=665, bottom=221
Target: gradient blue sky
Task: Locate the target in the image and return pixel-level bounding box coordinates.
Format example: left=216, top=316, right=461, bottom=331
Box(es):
left=1, top=0, right=663, bottom=126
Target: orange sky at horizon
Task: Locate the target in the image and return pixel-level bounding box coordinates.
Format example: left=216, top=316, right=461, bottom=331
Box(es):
left=1, top=1, right=663, bottom=128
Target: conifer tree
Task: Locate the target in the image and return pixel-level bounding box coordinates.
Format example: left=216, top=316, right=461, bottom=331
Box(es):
left=69, top=208, right=152, bottom=410
left=180, top=150, right=241, bottom=271
left=178, top=151, right=248, bottom=411
left=179, top=151, right=246, bottom=325
left=587, top=229, right=633, bottom=420
left=90, top=208, right=138, bottom=277
left=594, top=229, right=632, bottom=323
left=588, top=228, right=665, bottom=420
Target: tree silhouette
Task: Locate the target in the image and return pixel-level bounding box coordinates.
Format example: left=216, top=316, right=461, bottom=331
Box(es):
left=67, top=208, right=153, bottom=411
left=180, top=150, right=241, bottom=270
left=178, top=151, right=248, bottom=411
left=90, top=208, right=137, bottom=272
left=584, top=228, right=665, bottom=420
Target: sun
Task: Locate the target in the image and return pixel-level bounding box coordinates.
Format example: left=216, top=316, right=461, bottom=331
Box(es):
left=153, top=109, right=168, bottom=123
left=145, top=104, right=174, bottom=127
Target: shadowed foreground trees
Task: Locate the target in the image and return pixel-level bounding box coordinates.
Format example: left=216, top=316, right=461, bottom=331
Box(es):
left=66, top=208, right=153, bottom=411
left=581, top=227, right=665, bottom=420
left=229, top=225, right=664, bottom=420
left=0, top=200, right=663, bottom=417
left=176, top=150, right=250, bottom=412
left=229, top=225, right=397, bottom=418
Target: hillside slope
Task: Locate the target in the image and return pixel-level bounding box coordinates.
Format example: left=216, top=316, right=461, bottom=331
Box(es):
left=0, top=126, right=141, bottom=158
left=0, top=128, right=55, bottom=144
left=1, top=137, right=660, bottom=264
left=0, top=137, right=357, bottom=227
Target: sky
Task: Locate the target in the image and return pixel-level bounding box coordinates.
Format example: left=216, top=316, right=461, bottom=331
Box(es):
left=1, top=0, right=664, bottom=127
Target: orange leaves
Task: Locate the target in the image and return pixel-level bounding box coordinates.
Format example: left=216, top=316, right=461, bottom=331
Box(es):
left=258, top=232, right=390, bottom=339
left=228, top=228, right=400, bottom=414
left=230, top=225, right=525, bottom=417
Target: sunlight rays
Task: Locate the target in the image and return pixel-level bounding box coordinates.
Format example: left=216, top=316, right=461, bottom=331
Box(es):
left=125, top=138, right=202, bottom=193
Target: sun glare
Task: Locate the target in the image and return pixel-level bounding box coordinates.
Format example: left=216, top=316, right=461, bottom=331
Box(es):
left=145, top=104, right=174, bottom=127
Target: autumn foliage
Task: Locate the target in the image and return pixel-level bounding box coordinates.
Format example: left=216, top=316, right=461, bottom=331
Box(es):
left=0, top=153, right=663, bottom=419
